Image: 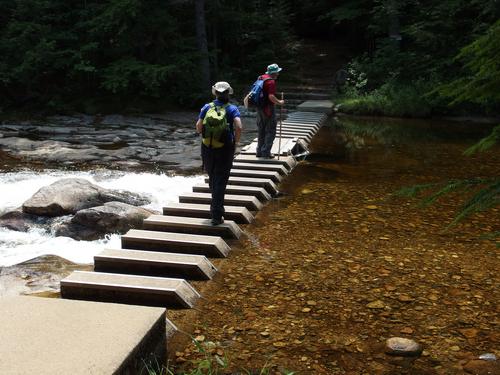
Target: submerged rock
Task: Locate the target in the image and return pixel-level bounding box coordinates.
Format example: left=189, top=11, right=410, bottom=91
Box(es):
left=463, top=359, right=499, bottom=374
left=385, top=337, right=423, bottom=357
left=54, top=201, right=155, bottom=240
left=22, top=178, right=150, bottom=217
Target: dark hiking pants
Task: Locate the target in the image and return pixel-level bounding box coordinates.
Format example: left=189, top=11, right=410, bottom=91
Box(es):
left=201, top=143, right=234, bottom=220
left=256, top=108, right=276, bottom=157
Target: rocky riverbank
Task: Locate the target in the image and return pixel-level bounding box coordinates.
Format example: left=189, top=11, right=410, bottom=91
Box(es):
left=0, top=111, right=259, bottom=173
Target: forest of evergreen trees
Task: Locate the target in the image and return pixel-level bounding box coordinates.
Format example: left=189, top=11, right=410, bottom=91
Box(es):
left=0, top=0, right=498, bottom=116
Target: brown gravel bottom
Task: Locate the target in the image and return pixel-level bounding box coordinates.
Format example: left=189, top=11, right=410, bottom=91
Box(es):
left=167, top=126, right=499, bottom=375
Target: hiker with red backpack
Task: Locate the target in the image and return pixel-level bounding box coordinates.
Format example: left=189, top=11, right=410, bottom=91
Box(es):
left=196, top=81, right=242, bottom=225
left=245, top=64, right=285, bottom=159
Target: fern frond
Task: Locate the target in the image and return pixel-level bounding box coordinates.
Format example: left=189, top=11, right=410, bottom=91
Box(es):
left=464, top=124, right=500, bottom=155
left=448, top=180, right=500, bottom=226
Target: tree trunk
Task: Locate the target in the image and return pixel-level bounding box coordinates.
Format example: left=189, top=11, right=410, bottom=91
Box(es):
left=195, top=0, right=210, bottom=92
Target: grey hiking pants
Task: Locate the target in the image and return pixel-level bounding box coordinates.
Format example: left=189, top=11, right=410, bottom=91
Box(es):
left=256, top=107, right=276, bottom=157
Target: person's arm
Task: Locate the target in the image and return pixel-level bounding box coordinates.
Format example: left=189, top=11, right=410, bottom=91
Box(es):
left=195, top=118, right=203, bottom=134
left=268, top=93, right=284, bottom=105
left=233, top=116, right=242, bottom=144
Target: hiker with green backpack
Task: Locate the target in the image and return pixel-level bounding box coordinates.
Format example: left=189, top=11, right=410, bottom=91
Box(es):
left=196, top=81, right=242, bottom=225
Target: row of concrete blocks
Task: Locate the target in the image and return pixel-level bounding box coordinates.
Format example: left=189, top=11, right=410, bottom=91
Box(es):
left=59, top=111, right=328, bottom=310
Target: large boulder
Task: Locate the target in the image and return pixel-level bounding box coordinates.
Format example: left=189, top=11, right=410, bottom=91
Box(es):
left=54, top=201, right=155, bottom=240
left=22, top=178, right=150, bottom=217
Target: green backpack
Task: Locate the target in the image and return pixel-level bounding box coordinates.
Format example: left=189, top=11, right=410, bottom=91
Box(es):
left=202, top=102, right=229, bottom=148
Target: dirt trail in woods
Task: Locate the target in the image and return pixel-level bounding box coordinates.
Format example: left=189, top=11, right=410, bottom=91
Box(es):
left=167, top=119, right=500, bottom=374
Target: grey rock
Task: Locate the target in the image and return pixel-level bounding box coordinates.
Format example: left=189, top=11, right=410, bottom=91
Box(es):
left=385, top=337, right=423, bottom=357
left=0, top=209, right=40, bottom=232
left=54, top=201, right=155, bottom=240
left=22, top=178, right=150, bottom=217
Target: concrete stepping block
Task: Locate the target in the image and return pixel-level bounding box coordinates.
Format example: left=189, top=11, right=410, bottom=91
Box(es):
left=280, top=125, right=317, bottom=134
left=282, top=121, right=320, bottom=129
left=193, top=183, right=271, bottom=202
left=277, top=132, right=312, bottom=142
left=284, top=116, right=320, bottom=122
left=287, top=115, right=325, bottom=121
left=234, top=154, right=297, bottom=171
left=143, top=214, right=243, bottom=239
left=281, top=124, right=316, bottom=133
left=216, top=176, right=278, bottom=195
left=241, top=138, right=299, bottom=156
left=279, top=131, right=314, bottom=140
left=289, top=111, right=326, bottom=117
left=230, top=168, right=282, bottom=183
left=297, top=100, right=333, bottom=113
left=122, top=229, right=230, bottom=258
left=163, top=202, right=254, bottom=224
left=232, top=162, right=288, bottom=175
left=0, top=296, right=170, bottom=374
left=61, top=271, right=200, bottom=308
left=94, top=248, right=217, bottom=280
left=179, top=192, right=262, bottom=211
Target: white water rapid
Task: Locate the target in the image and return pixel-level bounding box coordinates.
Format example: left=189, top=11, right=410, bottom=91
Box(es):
left=0, top=170, right=204, bottom=267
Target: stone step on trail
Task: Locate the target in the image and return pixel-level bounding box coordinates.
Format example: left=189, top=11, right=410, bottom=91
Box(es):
left=261, top=135, right=311, bottom=148
left=297, top=100, right=334, bottom=114
left=287, top=111, right=326, bottom=117
left=276, top=132, right=312, bottom=142
left=230, top=169, right=282, bottom=184
left=280, top=124, right=317, bottom=134
left=282, top=123, right=320, bottom=132
left=143, top=215, right=243, bottom=239
left=122, top=229, right=231, bottom=258
left=94, top=248, right=217, bottom=280
left=61, top=271, right=200, bottom=308
left=163, top=202, right=254, bottom=224
left=232, top=162, right=288, bottom=175
left=217, top=176, right=279, bottom=195
left=193, top=183, right=271, bottom=202
left=179, top=192, right=262, bottom=211
left=0, top=296, right=171, bottom=375
left=286, top=117, right=324, bottom=123
left=241, top=137, right=302, bottom=157
left=283, top=119, right=321, bottom=126
left=234, top=154, right=297, bottom=171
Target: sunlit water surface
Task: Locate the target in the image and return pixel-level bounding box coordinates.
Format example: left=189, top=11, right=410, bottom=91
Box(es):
left=0, top=170, right=204, bottom=266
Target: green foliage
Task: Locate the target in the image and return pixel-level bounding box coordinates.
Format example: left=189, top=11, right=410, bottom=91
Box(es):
left=437, top=20, right=500, bottom=108
left=326, top=0, right=500, bottom=117
left=0, top=0, right=297, bottom=112
left=337, top=79, right=437, bottom=117
left=465, top=125, right=500, bottom=155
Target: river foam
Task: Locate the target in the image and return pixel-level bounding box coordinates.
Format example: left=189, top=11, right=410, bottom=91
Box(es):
left=0, top=170, right=204, bottom=266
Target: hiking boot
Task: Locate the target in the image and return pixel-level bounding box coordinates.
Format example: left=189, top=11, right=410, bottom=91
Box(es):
left=263, top=153, right=275, bottom=159
left=211, top=217, right=224, bottom=226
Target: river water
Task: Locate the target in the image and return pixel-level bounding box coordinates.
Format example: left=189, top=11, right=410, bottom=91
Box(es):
left=0, top=170, right=204, bottom=266
left=0, top=111, right=261, bottom=268
left=0, top=113, right=498, bottom=299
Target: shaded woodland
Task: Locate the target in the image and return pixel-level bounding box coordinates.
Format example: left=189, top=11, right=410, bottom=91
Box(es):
left=0, top=0, right=498, bottom=116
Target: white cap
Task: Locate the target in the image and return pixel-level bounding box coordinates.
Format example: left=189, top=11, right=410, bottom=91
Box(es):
left=212, top=81, right=233, bottom=96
